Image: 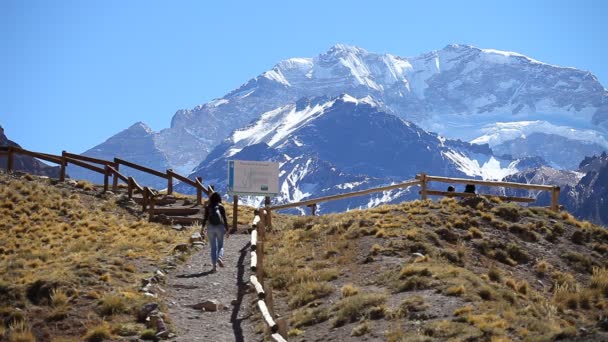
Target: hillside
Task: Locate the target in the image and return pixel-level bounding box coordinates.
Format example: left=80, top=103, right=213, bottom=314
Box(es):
left=0, top=126, right=61, bottom=178
left=0, top=172, right=193, bottom=341
left=265, top=198, right=608, bottom=341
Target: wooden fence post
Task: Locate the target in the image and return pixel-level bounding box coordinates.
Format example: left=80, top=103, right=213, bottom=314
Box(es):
left=60, top=151, right=67, bottom=182
left=167, top=169, right=173, bottom=195
left=103, top=165, right=110, bottom=192
left=149, top=194, right=155, bottom=222
left=257, top=241, right=264, bottom=283
left=258, top=209, right=266, bottom=240
left=112, top=163, right=120, bottom=191
left=127, top=177, right=134, bottom=199
left=264, top=283, right=274, bottom=316
left=419, top=173, right=428, bottom=200
left=233, top=195, right=238, bottom=232
left=265, top=196, right=272, bottom=230
left=196, top=176, right=203, bottom=205
left=142, top=187, right=149, bottom=212
left=551, top=186, right=561, bottom=212
left=7, top=147, right=13, bottom=173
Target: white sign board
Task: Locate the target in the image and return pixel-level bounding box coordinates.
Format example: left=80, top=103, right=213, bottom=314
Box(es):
left=228, top=160, right=279, bottom=197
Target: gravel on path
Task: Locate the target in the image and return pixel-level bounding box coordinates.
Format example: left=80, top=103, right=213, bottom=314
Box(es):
left=166, top=233, right=261, bottom=342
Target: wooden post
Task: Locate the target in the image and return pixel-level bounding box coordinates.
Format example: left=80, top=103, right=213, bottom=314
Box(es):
left=258, top=209, right=266, bottom=241
left=196, top=176, right=203, bottom=205
left=265, top=196, right=272, bottom=230
left=551, top=186, right=561, bottom=212
left=7, top=147, right=13, bottom=173
left=257, top=241, right=264, bottom=282
left=276, top=318, right=288, bottom=339
left=60, top=151, right=67, bottom=182
left=103, top=165, right=110, bottom=192
left=167, top=169, right=173, bottom=195
left=142, top=187, right=149, bottom=212
left=419, top=173, right=428, bottom=200
left=112, top=163, right=120, bottom=191
left=233, top=195, right=238, bottom=232
left=149, top=195, right=155, bottom=222
left=127, top=177, right=134, bottom=199
left=264, top=283, right=274, bottom=316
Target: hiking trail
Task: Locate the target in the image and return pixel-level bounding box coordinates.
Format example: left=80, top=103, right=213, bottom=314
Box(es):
left=165, top=233, right=260, bottom=342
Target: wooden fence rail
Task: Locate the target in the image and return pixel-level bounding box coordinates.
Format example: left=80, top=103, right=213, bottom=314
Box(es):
left=1, top=145, right=214, bottom=219
left=416, top=173, right=560, bottom=211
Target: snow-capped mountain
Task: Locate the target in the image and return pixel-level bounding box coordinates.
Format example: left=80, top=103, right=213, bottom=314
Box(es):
left=165, top=43, right=607, bottom=169
left=180, top=95, right=544, bottom=213
left=82, top=44, right=607, bottom=180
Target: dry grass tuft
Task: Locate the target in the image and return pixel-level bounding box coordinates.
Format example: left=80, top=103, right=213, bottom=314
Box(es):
left=333, top=292, right=387, bottom=327
left=83, top=323, right=112, bottom=342
left=341, top=284, right=360, bottom=298
left=288, top=282, right=334, bottom=308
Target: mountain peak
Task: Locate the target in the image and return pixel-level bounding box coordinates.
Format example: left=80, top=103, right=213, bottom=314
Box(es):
left=127, top=121, right=154, bottom=134
left=325, top=43, right=368, bottom=56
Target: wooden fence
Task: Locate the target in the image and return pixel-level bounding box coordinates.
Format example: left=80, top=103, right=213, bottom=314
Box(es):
left=268, top=172, right=560, bottom=222
left=249, top=209, right=287, bottom=341
left=0, top=146, right=214, bottom=220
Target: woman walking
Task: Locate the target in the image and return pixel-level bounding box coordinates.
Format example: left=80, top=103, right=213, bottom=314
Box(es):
left=202, top=192, right=229, bottom=272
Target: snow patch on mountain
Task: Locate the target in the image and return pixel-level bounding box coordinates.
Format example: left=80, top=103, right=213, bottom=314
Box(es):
left=471, top=121, right=608, bottom=148
left=442, top=150, right=519, bottom=180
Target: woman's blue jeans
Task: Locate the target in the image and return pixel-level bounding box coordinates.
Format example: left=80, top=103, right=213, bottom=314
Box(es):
left=207, top=224, right=225, bottom=266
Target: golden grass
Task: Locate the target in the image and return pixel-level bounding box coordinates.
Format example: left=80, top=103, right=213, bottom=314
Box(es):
left=333, top=292, right=387, bottom=327
left=0, top=175, right=191, bottom=339
left=260, top=190, right=608, bottom=341
left=340, top=284, right=359, bottom=298
left=288, top=282, right=334, bottom=308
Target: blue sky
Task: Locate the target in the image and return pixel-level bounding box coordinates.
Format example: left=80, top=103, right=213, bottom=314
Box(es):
left=1, top=0, right=606, bottom=155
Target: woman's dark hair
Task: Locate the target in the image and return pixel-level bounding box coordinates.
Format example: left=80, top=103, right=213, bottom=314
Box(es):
left=209, top=192, right=222, bottom=206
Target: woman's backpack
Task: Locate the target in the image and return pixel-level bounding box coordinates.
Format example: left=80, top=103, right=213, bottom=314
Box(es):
left=209, top=205, right=224, bottom=225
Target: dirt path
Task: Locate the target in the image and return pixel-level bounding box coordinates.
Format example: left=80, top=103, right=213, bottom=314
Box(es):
left=165, top=233, right=260, bottom=342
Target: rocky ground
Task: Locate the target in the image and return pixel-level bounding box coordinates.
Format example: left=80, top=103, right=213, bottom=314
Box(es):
left=165, top=232, right=262, bottom=342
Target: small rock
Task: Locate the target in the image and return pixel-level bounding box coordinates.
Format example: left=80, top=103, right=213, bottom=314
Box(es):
left=361, top=255, right=374, bottom=264
left=156, top=330, right=170, bottom=339
left=598, top=318, right=608, bottom=331
left=172, top=224, right=184, bottom=231
left=231, top=299, right=238, bottom=306
left=537, top=280, right=544, bottom=287
left=174, top=244, right=189, bottom=253
left=190, top=232, right=203, bottom=243
left=192, top=241, right=205, bottom=247
left=155, top=270, right=165, bottom=278
left=67, top=180, right=78, bottom=186
left=189, top=300, right=224, bottom=312
left=138, top=303, right=159, bottom=322
left=144, top=292, right=157, bottom=298
left=412, top=252, right=425, bottom=258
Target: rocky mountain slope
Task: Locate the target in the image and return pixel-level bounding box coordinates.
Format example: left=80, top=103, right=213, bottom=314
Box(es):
left=67, top=122, right=173, bottom=189
left=501, top=152, right=608, bottom=226
left=0, top=125, right=61, bottom=178
left=84, top=44, right=608, bottom=177
left=181, top=95, right=544, bottom=213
